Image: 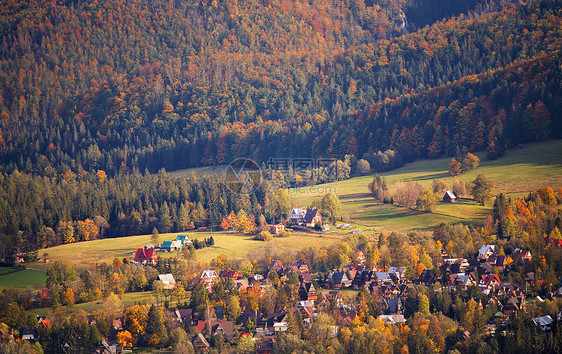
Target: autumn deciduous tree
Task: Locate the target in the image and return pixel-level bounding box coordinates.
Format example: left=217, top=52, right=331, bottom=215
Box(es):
left=321, top=192, right=341, bottom=224
left=394, top=181, right=424, bottom=209
left=220, top=218, right=230, bottom=230
left=448, top=158, right=462, bottom=176
left=356, top=159, right=371, bottom=175
left=368, top=175, right=389, bottom=202
left=117, top=330, right=133, bottom=348
left=462, top=153, right=480, bottom=172
left=417, top=189, right=438, bottom=212
left=471, top=175, right=494, bottom=205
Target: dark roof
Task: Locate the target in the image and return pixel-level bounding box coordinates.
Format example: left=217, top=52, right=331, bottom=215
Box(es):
left=212, top=321, right=234, bottom=341
left=304, top=209, right=321, bottom=223
left=242, top=310, right=263, bottom=326
left=383, top=298, right=401, bottom=314
left=214, top=307, right=225, bottom=321
left=331, top=272, right=347, bottom=284
left=175, top=308, right=192, bottom=323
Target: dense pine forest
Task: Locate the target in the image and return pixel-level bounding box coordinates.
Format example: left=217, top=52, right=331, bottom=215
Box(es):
left=0, top=0, right=560, bottom=175
left=3, top=1, right=562, bottom=353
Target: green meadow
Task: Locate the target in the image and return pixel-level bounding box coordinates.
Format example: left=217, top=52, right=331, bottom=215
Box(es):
left=0, top=269, right=47, bottom=290
left=32, top=230, right=342, bottom=273
left=290, top=140, right=562, bottom=233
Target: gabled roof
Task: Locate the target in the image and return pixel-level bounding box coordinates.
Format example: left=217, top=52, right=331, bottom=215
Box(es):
left=161, top=241, right=173, bottom=248
left=533, top=315, right=553, bottom=327
left=201, top=269, right=218, bottom=279
left=444, top=191, right=457, bottom=199
left=289, top=208, right=306, bottom=216
left=173, top=308, right=192, bottom=324
left=158, top=273, right=176, bottom=284
left=331, top=272, right=348, bottom=284
left=304, top=209, right=321, bottom=223
left=478, top=245, right=496, bottom=257
left=375, top=272, right=391, bottom=282
left=176, top=235, right=189, bottom=241
left=480, top=273, right=502, bottom=287
left=268, top=260, right=284, bottom=270
left=383, top=298, right=401, bottom=314
left=134, top=246, right=157, bottom=262
left=193, top=332, right=210, bottom=348
left=379, top=314, right=406, bottom=325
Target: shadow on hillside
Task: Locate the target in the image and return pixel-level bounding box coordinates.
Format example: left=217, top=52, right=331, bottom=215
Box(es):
left=339, top=193, right=371, bottom=200
left=405, top=171, right=450, bottom=181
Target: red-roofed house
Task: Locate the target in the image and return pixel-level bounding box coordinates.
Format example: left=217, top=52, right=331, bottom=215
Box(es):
left=478, top=274, right=502, bottom=294
left=268, top=260, right=284, bottom=274
left=134, top=246, right=158, bottom=266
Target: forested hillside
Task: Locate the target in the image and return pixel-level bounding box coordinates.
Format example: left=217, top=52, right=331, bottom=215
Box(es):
left=0, top=0, right=560, bottom=175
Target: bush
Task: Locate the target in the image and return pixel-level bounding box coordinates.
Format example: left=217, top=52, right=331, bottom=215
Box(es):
left=254, top=231, right=273, bottom=241
left=277, top=230, right=291, bottom=237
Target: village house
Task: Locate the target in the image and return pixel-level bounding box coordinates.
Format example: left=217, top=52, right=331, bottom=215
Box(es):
left=443, top=191, right=457, bottom=202
left=289, top=208, right=307, bottom=224
left=268, top=260, right=284, bottom=275
left=352, top=270, right=375, bottom=289
left=158, top=273, right=176, bottom=290
left=196, top=320, right=234, bottom=341
left=382, top=297, right=403, bottom=315
left=220, top=269, right=243, bottom=280
left=92, top=340, right=122, bottom=354
left=512, top=248, right=532, bottom=263
left=533, top=315, right=554, bottom=332
left=133, top=246, right=158, bottom=266
left=201, top=269, right=219, bottom=291
left=192, top=333, right=210, bottom=351
left=266, top=312, right=290, bottom=332
left=304, top=209, right=322, bottom=227
left=327, top=271, right=351, bottom=289
left=171, top=308, right=193, bottom=326
left=379, top=314, right=406, bottom=325
left=175, top=234, right=191, bottom=247
left=269, top=224, right=286, bottom=235
left=299, top=282, right=318, bottom=302
left=478, top=273, right=502, bottom=294
left=160, top=240, right=181, bottom=252
left=478, top=245, right=496, bottom=260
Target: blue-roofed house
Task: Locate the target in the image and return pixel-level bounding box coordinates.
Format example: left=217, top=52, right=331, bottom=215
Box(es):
left=175, top=235, right=191, bottom=247
left=161, top=240, right=181, bottom=252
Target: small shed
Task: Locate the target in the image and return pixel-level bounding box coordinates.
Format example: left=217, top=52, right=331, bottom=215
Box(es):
left=443, top=191, right=457, bottom=202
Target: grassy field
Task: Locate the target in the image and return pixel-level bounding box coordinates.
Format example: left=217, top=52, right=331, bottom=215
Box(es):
left=32, top=230, right=343, bottom=273
left=290, top=140, right=562, bottom=233
left=0, top=269, right=46, bottom=290
left=29, top=291, right=157, bottom=317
